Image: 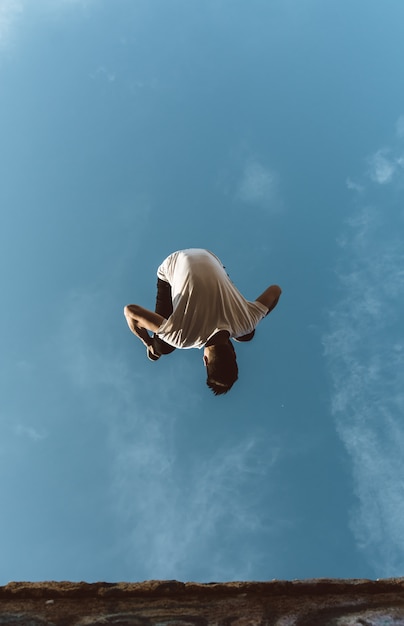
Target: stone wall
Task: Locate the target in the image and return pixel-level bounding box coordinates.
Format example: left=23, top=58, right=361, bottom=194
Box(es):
left=0, top=579, right=404, bottom=625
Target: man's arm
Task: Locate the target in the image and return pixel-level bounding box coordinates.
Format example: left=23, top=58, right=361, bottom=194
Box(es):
left=123, top=304, right=166, bottom=347
left=234, top=285, right=282, bottom=342
left=255, top=284, right=282, bottom=315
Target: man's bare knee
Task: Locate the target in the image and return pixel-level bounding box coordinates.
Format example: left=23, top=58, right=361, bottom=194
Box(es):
left=124, top=304, right=139, bottom=317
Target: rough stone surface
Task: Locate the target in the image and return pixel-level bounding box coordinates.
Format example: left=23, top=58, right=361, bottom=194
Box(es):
left=0, top=579, right=404, bottom=625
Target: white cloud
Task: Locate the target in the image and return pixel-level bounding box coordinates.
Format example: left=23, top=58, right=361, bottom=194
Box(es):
left=14, top=423, right=47, bottom=441
left=0, top=0, right=23, bottom=47
left=112, top=430, right=279, bottom=580
left=90, top=66, right=116, bottom=83
left=59, top=286, right=281, bottom=581
left=0, top=0, right=93, bottom=49
left=351, top=122, right=404, bottom=191
left=237, top=160, right=280, bottom=209
left=346, top=177, right=364, bottom=193
left=323, top=194, right=404, bottom=576
left=368, top=149, right=396, bottom=184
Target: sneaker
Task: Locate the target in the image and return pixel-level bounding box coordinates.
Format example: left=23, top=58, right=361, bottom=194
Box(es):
left=147, top=346, right=160, bottom=361
left=265, top=293, right=281, bottom=316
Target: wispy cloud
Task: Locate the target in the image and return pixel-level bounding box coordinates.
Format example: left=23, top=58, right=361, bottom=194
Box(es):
left=14, top=423, right=47, bottom=441
left=237, top=159, right=280, bottom=210
left=112, top=429, right=278, bottom=580
left=59, top=286, right=280, bottom=581
left=0, top=0, right=93, bottom=49
left=0, top=0, right=22, bottom=47
left=90, top=65, right=116, bottom=83
left=368, top=149, right=396, bottom=184
left=324, top=138, right=404, bottom=575
left=367, top=117, right=404, bottom=185
left=347, top=119, right=404, bottom=194
left=346, top=177, right=364, bottom=193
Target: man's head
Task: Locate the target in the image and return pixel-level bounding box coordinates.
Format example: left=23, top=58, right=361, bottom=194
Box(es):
left=203, top=341, right=238, bottom=395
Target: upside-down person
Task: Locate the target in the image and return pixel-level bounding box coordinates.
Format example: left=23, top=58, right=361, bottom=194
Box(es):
left=124, top=248, right=281, bottom=395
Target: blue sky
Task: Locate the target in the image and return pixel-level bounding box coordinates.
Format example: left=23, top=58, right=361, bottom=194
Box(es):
left=1, top=0, right=404, bottom=583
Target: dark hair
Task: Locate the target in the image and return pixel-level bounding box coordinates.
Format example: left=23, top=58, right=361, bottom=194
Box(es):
left=206, top=342, right=238, bottom=396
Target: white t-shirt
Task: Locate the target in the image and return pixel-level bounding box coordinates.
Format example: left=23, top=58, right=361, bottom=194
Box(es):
left=156, top=249, right=268, bottom=349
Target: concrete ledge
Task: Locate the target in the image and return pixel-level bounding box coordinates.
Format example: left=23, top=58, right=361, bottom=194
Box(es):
left=2, top=578, right=404, bottom=597
left=0, top=579, right=403, bottom=625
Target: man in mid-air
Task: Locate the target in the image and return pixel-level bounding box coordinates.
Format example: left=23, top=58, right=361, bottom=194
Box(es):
left=124, top=248, right=281, bottom=395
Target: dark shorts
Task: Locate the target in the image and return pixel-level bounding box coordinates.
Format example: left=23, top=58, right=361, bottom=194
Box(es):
left=151, top=278, right=176, bottom=356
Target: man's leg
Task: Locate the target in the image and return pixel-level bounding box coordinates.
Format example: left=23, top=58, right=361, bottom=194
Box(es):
left=150, top=278, right=176, bottom=357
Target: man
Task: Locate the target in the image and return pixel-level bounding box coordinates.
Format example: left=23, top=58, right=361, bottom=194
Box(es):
left=124, top=248, right=281, bottom=395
